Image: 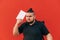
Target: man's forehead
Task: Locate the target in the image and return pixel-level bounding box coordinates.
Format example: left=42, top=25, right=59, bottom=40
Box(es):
left=26, top=12, right=34, bottom=14
left=26, top=12, right=34, bottom=15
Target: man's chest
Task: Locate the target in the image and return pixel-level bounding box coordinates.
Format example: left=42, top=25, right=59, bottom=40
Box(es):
left=23, top=25, right=42, bottom=36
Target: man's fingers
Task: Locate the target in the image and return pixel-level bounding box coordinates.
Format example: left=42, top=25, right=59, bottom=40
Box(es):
left=16, top=19, right=22, bottom=24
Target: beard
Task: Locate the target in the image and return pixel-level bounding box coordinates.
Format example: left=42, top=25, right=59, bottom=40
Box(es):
left=27, top=19, right=34, bottom=24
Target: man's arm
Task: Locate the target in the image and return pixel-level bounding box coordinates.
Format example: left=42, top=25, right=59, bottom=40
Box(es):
left=13, top=19, right=22, bottom=36
left=40, top=21, right=53, bottom=40
left=46, top=33, right=53, bottom=40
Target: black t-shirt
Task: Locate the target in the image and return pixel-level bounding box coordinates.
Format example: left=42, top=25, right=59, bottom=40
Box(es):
left=18, top=20, right=49, bottom=40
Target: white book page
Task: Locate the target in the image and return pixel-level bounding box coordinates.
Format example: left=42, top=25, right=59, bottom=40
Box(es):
left=16, top=10, right=26, bottom=20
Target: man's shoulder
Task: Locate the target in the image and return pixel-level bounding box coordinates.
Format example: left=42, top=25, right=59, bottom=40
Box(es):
left=36, top=20, right=45, bottom=24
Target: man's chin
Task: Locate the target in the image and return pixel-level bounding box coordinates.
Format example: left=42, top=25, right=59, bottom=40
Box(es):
left=26, top=20, right=34, bottom=24
left=27, top=21, right=31, bottom=23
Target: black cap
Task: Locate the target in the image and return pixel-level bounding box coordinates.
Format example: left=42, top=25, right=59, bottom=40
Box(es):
left=27, top=8, right=34, bottom=13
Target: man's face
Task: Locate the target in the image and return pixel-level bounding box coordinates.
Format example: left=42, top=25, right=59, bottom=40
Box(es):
left=25, top=12, right=35, bottom=23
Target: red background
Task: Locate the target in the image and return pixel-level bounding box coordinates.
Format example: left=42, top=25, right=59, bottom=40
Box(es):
left=0, top=0, right=60, bottom=40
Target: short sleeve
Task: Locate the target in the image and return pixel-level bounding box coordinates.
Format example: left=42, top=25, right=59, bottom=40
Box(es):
left=18, top=24, right=24, bottom=34
left=40, top=21, right=49, bottom=35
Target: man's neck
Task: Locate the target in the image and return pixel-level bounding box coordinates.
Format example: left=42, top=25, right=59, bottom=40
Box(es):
left=29, top=20, right=35, bottom=26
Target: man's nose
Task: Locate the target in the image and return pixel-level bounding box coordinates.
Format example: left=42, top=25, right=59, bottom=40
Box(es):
left=27, top=17, right=30, bottom=18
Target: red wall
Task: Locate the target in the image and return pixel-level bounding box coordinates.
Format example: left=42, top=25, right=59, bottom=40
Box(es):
left=0, top=0, right=60, bottom=40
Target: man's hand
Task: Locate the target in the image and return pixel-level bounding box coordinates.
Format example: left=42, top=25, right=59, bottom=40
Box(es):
left=16, top=19, right=22, bottom=25
left=46, top=33, right=53, bottom=40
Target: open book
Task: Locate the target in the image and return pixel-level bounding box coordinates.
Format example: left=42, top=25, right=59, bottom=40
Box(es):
left=16, top=10, right=26, bottom=20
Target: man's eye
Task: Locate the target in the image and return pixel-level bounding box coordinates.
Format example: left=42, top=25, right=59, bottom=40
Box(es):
left=29, top=16, right=32, bottom=17
left=26, top=16, right=32, bottom=17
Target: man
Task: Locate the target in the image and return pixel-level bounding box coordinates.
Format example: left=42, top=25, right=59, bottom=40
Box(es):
left=13, top=8, right=53, bottom=40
